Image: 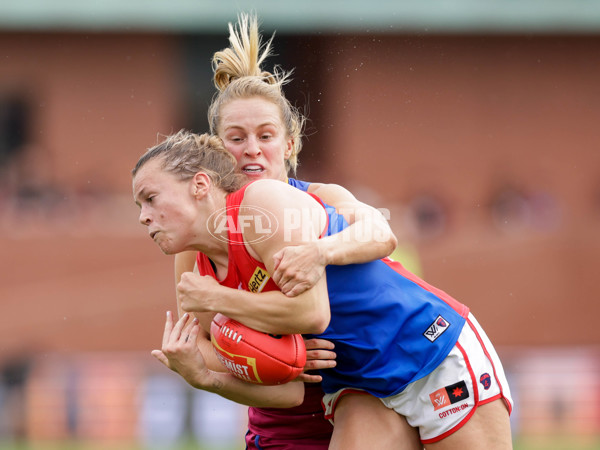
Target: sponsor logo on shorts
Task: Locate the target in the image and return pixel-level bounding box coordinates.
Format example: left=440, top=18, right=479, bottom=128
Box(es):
left=429, top=380, right=470, bottom=411
left=480, top=373, right=492, bottom=390
left=248, top=267, right=270, bottom=293
left=423, top=315, right=450, bottom=342
left=438, top=403, right=469, bottom=418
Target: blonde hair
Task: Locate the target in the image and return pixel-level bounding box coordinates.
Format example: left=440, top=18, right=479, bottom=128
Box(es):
left=208, top=13, right=305, bottom=174
left=132, top=130, right=245, bottom=193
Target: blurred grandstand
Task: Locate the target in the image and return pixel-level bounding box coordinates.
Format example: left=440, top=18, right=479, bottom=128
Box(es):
left=0, top=1, right=599, bottom=448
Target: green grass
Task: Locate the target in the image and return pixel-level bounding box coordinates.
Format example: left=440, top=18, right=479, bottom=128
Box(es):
left=514, top=435, right=600, bottom=450
left=1, top=435, right=599, bottom=450
left=0, top=439, right=238, bottom=450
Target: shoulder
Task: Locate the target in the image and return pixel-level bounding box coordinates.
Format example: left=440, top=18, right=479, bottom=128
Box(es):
left=241, top=180, right=327, bottom=239
left=307, top=183, right=358, bottom=204
left=287, top=177, right=311, bottom=192
left=243, top=179, right=314, bottom=207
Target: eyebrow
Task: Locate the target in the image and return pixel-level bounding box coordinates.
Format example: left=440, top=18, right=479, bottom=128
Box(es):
left=133, top=187, right=148, bottom=206
left=224, top=121, right=278, bottom=132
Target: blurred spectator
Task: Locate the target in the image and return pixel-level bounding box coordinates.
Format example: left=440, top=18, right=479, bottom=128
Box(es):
left=0, top=355, right=32, bottom=441
left=137, top=373, right=188, bottom=448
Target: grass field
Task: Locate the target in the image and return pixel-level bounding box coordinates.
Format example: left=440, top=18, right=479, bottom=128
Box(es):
left=1, top=435, right=599, bottom=450
left=0, top=438, right=240, bottom=450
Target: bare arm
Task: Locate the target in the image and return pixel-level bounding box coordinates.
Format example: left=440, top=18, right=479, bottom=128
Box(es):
left=175, top=251, right=214, bottom=330
left=308, top=182, right=397, bottom=265
left=178, top=180, right=331, bottom=335
left=178, top=274, right=328, bottom=334
left=272, top=182, right=397, bottom=296
left=174, top=251, right=224, bottom=371
left=174, top=247, right=335, bottom=377
left=152, top=311, right=304, bottom=408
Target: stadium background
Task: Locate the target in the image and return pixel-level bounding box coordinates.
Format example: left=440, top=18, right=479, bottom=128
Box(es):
left=0, top=1, right=599, bottom=448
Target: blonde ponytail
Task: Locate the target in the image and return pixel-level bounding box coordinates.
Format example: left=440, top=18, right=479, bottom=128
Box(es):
left=208, top=13, right=304, bottom=174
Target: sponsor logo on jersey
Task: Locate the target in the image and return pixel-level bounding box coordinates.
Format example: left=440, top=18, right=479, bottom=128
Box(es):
left=480, top=373, right=492, bottom=390
left=423, top=315, right=450, bottom=342
left=248, top=267, right=270, bottom=293
left=429, top=380, right=470, bottom=411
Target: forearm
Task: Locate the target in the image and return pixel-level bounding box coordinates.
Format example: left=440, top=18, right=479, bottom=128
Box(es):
left=189, top=370, right=304, bottom=408
left=211, top=287, right=329, bottom=335
left=196, top=329, right=229, bottom=372
left=155, top=310, right=305, bottom=409
left=318, top=218, right=397, bottom=266
left=308, top=183, right=397, bottom=265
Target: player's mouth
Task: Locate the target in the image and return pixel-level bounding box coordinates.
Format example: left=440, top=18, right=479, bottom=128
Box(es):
left=242, top=164, right=266, bottom=176
left=150, top=230, right=159, bottom=240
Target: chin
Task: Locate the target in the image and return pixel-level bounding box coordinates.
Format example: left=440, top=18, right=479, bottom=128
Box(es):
left=157, top=241, right=175, bottom=255
left=243, top=171, right=269, bottom=181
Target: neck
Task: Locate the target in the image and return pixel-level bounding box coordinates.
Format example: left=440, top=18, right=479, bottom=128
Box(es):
left=194, top=188, right=229, bottom=267
left=189, top=188, right=228, bottom=267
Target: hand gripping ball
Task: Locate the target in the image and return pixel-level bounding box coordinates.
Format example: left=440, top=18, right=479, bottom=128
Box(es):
left=210, top=313, right=307, bottom=385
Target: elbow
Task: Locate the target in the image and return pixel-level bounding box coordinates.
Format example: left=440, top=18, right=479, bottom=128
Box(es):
left=304, top=309, right=330, bottom=335
left=280, top=390, right=305, bottom=408
left=384, top=231, right=398, bottom=257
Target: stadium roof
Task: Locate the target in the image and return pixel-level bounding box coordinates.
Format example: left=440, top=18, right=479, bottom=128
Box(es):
left=1, top=0, right=599, bottom=34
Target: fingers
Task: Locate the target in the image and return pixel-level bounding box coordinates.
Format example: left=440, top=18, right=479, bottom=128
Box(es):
left=186, top=319, right=200, bottom=344
left=303, top=338, right=336, bottom=371
left=296, top=372, right=323, bottom=383
left=305, top=348, right=337, bottom=362
left=151, top=350, right=170, bottom=368
left=283, top=282, right=310, bottom=297
left=304, top=357, right=336, bottom=371
left=162, top=311, right=175, bottom=348
left=162, top=313, right=198, bottom=354
left=170, top=312, right=190, bottom=343
left=272, top=250, right=283, bottom=273
left=304, top=338, right=335, bottom=351
left=275, top=271, right=312, bottom=297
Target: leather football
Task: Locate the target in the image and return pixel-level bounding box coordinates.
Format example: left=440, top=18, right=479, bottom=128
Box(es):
left=210, top=313, right=307, bottom=385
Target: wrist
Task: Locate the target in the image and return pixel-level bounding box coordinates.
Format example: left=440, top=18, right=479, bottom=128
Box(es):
left=316, top=238, right=335, bottom=266
left=190, top=367, right=218, bottom=391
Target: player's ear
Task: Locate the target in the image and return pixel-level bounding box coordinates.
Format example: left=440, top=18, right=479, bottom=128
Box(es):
left=284, top=137, right=293, bottom=160
left=191, top=171, right=211, bottom=198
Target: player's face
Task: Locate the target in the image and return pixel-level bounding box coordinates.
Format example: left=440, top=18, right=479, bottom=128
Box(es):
left=133, top=159, right=197, bottom=255
left=218, top=97, right=293, bottom=182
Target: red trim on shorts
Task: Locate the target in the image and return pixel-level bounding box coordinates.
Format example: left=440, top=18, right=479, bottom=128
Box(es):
left=422, top=341, right=479, bottom=444
left=424, top=318, right=513, bottom=444
left=322, top=389, right=368, bottom=422
left=467, top=317, right=513, bottom=415
left=421, top=328, right=482, bottom=444
left=479, top=393, right=503, bottom=406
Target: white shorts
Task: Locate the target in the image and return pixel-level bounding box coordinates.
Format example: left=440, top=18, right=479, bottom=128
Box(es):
left=322, top=313, right=513, bottom=443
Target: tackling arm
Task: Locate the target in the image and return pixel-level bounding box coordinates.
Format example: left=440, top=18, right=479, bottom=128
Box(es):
left=178, top=180, right=331, bottom=335
left=307, top=182, right=397, bottom=265
left=271, top=182, right=397, bottom=296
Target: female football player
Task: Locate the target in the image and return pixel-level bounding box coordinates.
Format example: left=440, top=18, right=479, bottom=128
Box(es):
left=133, top=130, right=513, bottom=449
left=162, top=12, right=419, bottom=450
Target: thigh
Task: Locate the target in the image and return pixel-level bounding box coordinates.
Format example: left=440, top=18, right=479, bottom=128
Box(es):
left=425, top=399, right=512, bottom=450
left=329, top=393, right=422, bottom=450
left=381, top=314, right=513, bottom=444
